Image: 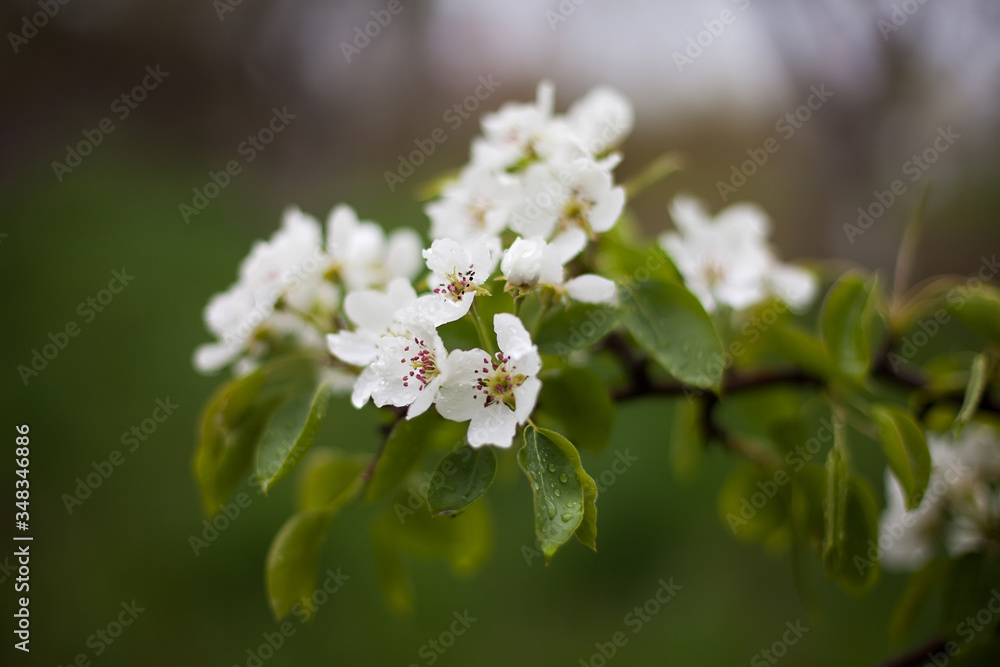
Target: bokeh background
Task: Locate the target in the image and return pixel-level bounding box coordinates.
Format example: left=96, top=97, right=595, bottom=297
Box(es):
left=3, top=0, right=1000, bottom=665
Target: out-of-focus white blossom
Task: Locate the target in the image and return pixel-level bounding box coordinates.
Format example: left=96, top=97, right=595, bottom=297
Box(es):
left=880, top=424, right=1000, bottom=571
left=659, top=196, right=816, bottom=314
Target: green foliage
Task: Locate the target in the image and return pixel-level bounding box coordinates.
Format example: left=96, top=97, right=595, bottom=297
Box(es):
left=822, top=433, right=880, bottom=594
left=267, top=510, right=335, bottom=619
left=188, top=163, right=999, bottom=666
left=534, top=303, right=621, bottom=356
left=870, top=404, right=931, bottom=510
left=536, top=366, right=614, bottom=453
left=518, top=427, right=597, bottom=561
left=718, top=463, right=790, bottom=548
left=373, top=499, right=493, bottom=611
left=620, top=279, right=724, bottom=390
left=949, top=285, right=1000, bottom=346
left=426, top=445, right=497, bottom=516
left=194, top=353, right=318, bottom=514
left=366, top=412, right=464, bottom=502
left=954, top=353, right=992, bottom=433
left=821, top=273, right=880, bottom=378
left=266, top=448, right=366, bottom=619
left=257, top=379, right=334, bottom=494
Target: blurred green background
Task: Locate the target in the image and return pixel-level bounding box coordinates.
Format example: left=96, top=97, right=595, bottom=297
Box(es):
left=3, top=1, right=1000, bottom=665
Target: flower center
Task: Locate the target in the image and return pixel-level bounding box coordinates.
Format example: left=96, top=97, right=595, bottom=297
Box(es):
left=433, top=265, right=487, bottom=302
left=559, top=190, right=596, bottom=236
left=472, top=352, right=527, bottom=411
left=400, top=338, right=438, bottom=391
left=702, top=260, right=726, bottom=288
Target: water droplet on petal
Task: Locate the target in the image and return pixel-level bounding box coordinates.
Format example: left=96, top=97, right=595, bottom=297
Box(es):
left=560, top=513, right=575, bottom=522
left=559, top=473, right=568, bottom=483
left=547, top=463, right=557, bottom=472
left=553, top=488, right=561, bottom=497
left=545, top=499, right=557, bottom=519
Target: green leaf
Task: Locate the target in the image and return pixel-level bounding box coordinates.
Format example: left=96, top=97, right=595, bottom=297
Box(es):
left=823, top=434, right=848, bottom=571
left=534, top=303, right=621, bottom=356
left=953, top=353, right=991, bottom=433
left=822, top=435, right=880, bottom=594
left=193, top=354, right=317, bottom=514
left=821, top=274, right=878, bottom=378
left=537, top=367, right=615, bottom=453
left=193, top=369, right=268, bottom=515
left=518, top=427, right=589, bottom=561
left=366, top=412, right=464, bottom=503
left=297, top=449, right=368, bottom=513
left=257, top=380, right=334, bottom=494
left=620, top=279, right=724, bottom=390
left=949, top=284, right=1000, bottom=346
left=871, top=404, right=931, bottom=510
left=266, top=509, right=334, bottom=620
left=763, top=323, right=837, bottom=380
left=536, top=428, right=599, bottom=552
left=426, top=445, right=497, bottom=516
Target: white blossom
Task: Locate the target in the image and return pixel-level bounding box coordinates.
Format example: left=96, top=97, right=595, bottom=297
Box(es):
left=326, top=204, right=423, bottom=291
left=194, top=207, right=328, bottom=373
left=326, top=278, right=418, bottom=367
left=510, top=158, right=625, bottom=262
left=564, top=85, right=634, bottom=158
left=407, top=236, right=501, bottom=326
left=880, top=424, right=1000, bottom=571
left=659, top=196, right=817, bottom=314
left=435, top=313, right=542, bottom=449
left=425, top=166, right=522, bottom=242
left=500, top=236, right=616, bottom=304
left=351, top=315, right=448, bottom=419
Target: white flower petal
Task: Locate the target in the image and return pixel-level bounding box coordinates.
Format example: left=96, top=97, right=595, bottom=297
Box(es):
left=565, top=274, right=617, bottom=304
left=435, top=349, right=493, bottom=423
left=467, top=405, right=518, bottom=449
left=550, top=227, right=588, bottom=264
left=327, top=330, right=381, bottom=366
left=351, top=365, right=379, bottom=408
left=513, top=376, right=541, bottom=425
left=385, top=228, right=424, bottom=282
left=769, top=264, right=817, bottom=311
left=193, top=342, right=237, bottom=374
left=494, top=313, right=535, bottom=360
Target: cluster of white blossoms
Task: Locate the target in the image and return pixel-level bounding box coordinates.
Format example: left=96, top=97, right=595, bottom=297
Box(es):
left=330, top=82, right=634, bottom=448
left=658, top=196, right=817, bottom=314
left=194, top=81, right=820, bottom=449
left=193, top=205, right=422, bottom=375
left=195, top=82, right=632, bottom=448
left=879, top=424, right=1000, bottom=571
